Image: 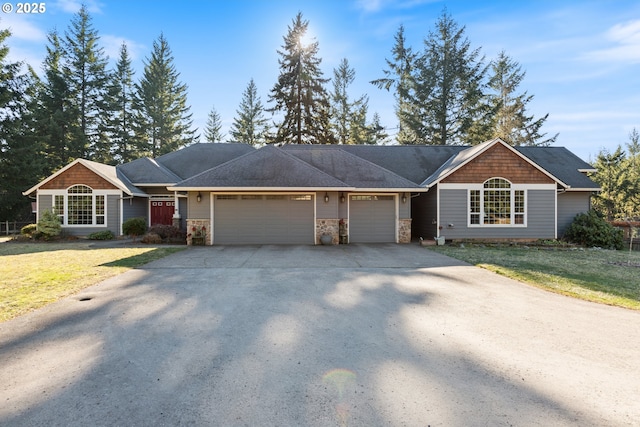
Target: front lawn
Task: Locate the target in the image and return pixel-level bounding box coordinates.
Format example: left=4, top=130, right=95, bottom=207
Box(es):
left=430, top=244, right=640, bottom=310
left=0, top=242, right=184, bottom=322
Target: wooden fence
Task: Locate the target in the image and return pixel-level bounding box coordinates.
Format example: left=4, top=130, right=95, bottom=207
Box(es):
left=1, top=221, right=32, bottom=236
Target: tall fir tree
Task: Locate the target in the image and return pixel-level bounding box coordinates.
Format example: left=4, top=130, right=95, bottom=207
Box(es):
left=269, top=13, right=335, bottom=144
left=371, top=25, right=418, bottom=144
left=203, top=106, right=224, bottom=142
left=230, top=78, right=269, bottom=145
left=369, top=112, right=389, bottom=145
left=104, top=42, right=137, bottom=163
left=62, top=4, right=110, bottom=161
left=487, top=51, right=557, bottom=146
left=0, top=28, right=45, bottom=220
left=592, top=146, right=630, bottom=221
left=133, top=33, right=196, bottom=157
left=412, top=10, right=490, bottom=145
left=36, top=29, right=77, bottom=172
left=331, top=58, right=369, bottom=144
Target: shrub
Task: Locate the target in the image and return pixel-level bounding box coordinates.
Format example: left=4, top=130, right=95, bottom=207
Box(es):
left=87, top=230, right=115, bottom=240
left=564, top=210, right=624, bottom=250
left=21, top=223, right=37, bottom=236
left=122, top=217, right=147, bottom=240
left=148, top=224, right=182, bottom=240
left=37, top=209, right=62, bottom=240
left=141, top=232, right=162, bottom=244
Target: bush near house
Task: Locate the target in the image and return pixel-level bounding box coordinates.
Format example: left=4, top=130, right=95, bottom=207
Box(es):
left=37, top=209, right=62, bottom=240
left=87, top=230, right=115, bottom=240
left=564, top=210, right=624, bottom=250
left=147, top=224, right=185, bottom=242
left=122, top=217, right=147, bottom=240
left=20, top=223, right=37, bottom=236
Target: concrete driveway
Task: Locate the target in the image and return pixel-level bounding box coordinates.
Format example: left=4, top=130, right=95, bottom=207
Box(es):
left=1, top=244, right=639, bottom=426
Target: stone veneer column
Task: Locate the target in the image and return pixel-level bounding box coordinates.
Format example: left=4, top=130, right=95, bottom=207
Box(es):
left=186, top=219, right=211, bottom=245
left=316, top=219, right=339, bottom=244
left=398, top=218, right=412, bottom=243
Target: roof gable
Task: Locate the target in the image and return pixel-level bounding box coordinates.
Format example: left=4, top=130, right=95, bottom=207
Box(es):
left=284, top=146, right=423, bottom=190
left=23, top=159, right=144, bottom=196
left=169, top=146, right=350, bottom=190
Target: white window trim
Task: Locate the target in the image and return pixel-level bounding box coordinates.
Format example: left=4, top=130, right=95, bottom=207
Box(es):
left=40, top=187, right=119, bottom=227
left=464, top=178, right=533, bottom=228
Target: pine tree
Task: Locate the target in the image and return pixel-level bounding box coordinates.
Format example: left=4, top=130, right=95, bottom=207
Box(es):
left=62, top=4, right=110, bottom=160
left=371, top=25, right=418, bottom=144
left=369, top=112, right=389, bottom=145
left=623, top=128, right=640, bottom=218
left=0, top=28, right=45, bottom=220
left=592, top=146, right=630, bottom=221
left=203, top=106, right=224, bottom=142
left=331, top=58, right=369, bottom=144
left=36, top=29, right=77, bottom=172
left=487, top=51, right=557, bottom=146
left=412, top=10, right=490, bottom=145
left=230, top=79, right=269, bottom=145
left=269, top=13, right=335, bottom=144
left=104, top=42, right=137, bottom=163
left=133, top=33, right=196, bottom=157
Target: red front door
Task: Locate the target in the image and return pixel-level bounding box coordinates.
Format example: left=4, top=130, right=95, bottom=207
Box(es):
left=150, top=201, right=175, bottom=226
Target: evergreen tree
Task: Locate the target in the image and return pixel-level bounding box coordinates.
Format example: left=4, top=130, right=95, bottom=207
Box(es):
left=369, top=112, right=389, bottom=145
left=269, top=13, right=335, bottom=144
left=592, top=146, right=630, bottom=221
left=623, top=128, right=640, bottom=218
left=487, top=51, right=557, bottom=146
left=0, top=28, right=45, bottom=220
left=230, top=78, right=269, bottom=145
left=133, top=33, right=196, bottom=157
left=36, top=29, right=77, bottom=172
left=371, top=25, right=418, bottom=144
left=413, top=10, right=490, bottom=145
left=62, top=4, right=110, bottom=161
left=203, top=105, right=224, bottom=142
left=104, top=42, right=137, bottom=163
left=331, top=58, right=369, bottom=144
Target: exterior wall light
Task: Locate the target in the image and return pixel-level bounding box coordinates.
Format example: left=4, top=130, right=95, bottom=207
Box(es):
left=402, top=193, right=407, bottom=203
left=324, top=192, right=329, bottom=203
left=196, top=192, right=202, bottom=203
left=340, top=193, right=345, bottom=203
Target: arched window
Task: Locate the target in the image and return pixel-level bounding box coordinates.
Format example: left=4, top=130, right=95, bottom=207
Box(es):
left=56, top=185, right=105, bottom=226
left=469, top=178, right=525, bottom=226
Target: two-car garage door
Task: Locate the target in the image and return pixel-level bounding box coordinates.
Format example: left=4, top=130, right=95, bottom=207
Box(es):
left=213, top=194, right=314, bottom=245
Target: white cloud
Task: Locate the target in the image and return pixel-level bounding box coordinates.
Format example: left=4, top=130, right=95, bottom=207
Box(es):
left=583, top=19, right=640, bottom=64
left=101, top=35, right=146, bottom=62
left=0, top=14, right=46, bottom=41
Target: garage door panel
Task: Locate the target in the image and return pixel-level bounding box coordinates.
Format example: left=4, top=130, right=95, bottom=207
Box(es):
left=214, top=195, right=313, bottom=245
left=350, top=195, right=396, bottom=243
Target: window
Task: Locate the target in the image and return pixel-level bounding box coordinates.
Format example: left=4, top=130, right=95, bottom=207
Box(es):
left=468, top=178, right=526, bottom=227
left=52, top=185, right=107, bottom=227
left=291, top=195, right=312, bottom=201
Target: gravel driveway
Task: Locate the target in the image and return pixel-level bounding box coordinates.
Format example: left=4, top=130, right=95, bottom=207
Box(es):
left=1, top=244, right=639, bottom=426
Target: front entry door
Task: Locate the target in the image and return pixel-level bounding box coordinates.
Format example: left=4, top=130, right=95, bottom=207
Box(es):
left=150, top=201, right=174, bottom=226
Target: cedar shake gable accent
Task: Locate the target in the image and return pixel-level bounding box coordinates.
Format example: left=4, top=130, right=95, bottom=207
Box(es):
left=442, top=142, right=554, bottom=184
left=40, top=163, right=119, bottom=190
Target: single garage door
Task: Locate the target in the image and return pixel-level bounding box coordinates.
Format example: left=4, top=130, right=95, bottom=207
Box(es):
left=213, top=194, right=314, bottom=244
left=350, top=195, right=396, bottom=243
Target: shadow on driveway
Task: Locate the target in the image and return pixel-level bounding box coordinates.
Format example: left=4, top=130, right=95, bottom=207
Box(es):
left=1, top=244, right=639, bottom=426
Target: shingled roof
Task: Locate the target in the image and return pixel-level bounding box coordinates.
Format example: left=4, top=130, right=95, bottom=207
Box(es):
left=117, top=157, right=182, bottom=185
left=168, top=145, right=351, bottom=191
left=155, top=143, right=255, bottom=180
left=283, top=146, right=424, bottom=191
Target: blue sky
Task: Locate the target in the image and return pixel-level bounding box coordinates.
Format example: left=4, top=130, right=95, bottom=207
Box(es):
left=3, top=0, right=640, bottom=162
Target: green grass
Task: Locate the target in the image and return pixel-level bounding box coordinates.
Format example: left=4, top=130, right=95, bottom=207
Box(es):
left=430, top=244, right=640, bottom=310
left=0, top=241, right=184, bottom=322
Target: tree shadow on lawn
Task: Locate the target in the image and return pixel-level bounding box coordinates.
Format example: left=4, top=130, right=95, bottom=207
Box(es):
left=0, top=264, right=628, bottom=426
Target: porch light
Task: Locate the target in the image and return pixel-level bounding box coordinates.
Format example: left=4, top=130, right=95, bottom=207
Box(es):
left=402, top=193, right=407, bottom=203
left=340, top=193, right=345, bottom=203
left=196, top=192, right=202, bottom=203
left=324, top=192, right=329, bottom=203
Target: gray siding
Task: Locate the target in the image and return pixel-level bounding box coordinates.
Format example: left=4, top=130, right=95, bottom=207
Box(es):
left=189, top=192, right=210, bottom=219
left=316, top=192, right=339, bottom=219
left=439, top=189, right=555, bottom=240
left=123, top=197, right=148, bottom=222
left=399, top=194, right=411, bottom=219
left=558, top=192, right=591, bottom=237
left=411, top=190, right=437, bottom=239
